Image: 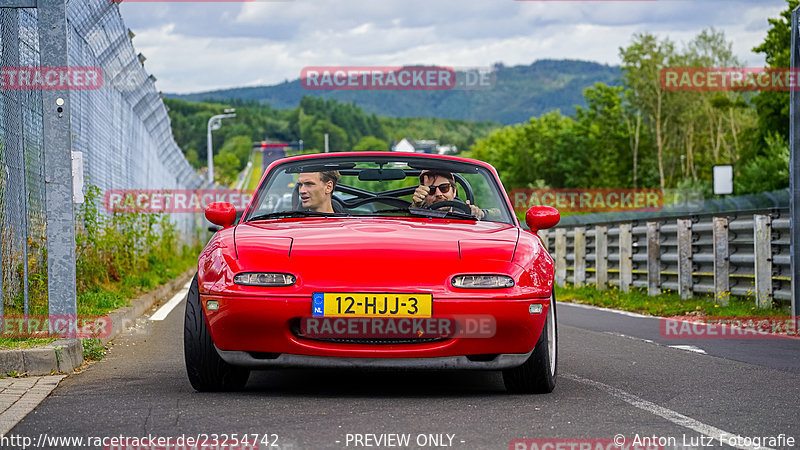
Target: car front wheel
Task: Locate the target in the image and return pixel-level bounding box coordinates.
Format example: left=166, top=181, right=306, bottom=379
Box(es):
left=502, top=293, right=557, bottom=394
left=183, top=275, right=250, bottom=392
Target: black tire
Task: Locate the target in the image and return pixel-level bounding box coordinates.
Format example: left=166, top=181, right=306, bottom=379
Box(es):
left=184, top=275, right=250, bottom=392
left=502, top=293, right=557, bottom=394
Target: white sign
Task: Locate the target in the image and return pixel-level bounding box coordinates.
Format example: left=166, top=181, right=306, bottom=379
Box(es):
left=713, top=165, right=733, bottom=195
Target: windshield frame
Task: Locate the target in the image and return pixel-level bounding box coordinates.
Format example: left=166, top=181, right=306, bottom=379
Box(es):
left=242, top=153, right=516, bottom=225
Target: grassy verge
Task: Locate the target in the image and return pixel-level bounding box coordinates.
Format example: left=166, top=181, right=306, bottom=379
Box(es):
left=245, top=150, right=263, bottom=192
left=0, top=185, right=204, bottom=353
left=556, top=284, right=791, bottom=317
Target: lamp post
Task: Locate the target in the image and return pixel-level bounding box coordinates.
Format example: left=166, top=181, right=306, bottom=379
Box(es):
left=207, top=108, right=236, bottom=183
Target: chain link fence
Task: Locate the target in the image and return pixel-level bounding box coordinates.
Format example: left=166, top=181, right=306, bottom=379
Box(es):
left=1, top=1, right=209, bottom=316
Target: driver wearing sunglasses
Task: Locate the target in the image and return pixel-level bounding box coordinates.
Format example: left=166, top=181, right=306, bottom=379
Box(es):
left=411, top=170, right=486, bottom=220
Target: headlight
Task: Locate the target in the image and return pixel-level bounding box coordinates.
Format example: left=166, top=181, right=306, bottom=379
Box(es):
left=234, top=272, right=296, bottom=287
left=452, top=275, right=514, bottom=289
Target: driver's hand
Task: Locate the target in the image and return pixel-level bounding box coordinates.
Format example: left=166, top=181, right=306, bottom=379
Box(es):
left=466, top=200, right=485, bottom=220
left=412, top=185, right=430, bottom=207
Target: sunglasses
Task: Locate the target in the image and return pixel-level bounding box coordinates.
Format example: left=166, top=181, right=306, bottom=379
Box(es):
left=427, top=183, right=454, bottom=195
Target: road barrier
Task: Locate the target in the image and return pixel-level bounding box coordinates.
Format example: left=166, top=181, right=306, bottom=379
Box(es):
left=0, top=1, right=209, bottom=320
left=541, top=208, right=792, bottom=312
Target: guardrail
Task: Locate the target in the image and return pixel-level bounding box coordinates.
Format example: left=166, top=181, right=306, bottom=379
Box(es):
left=540, top=208, right=791, bottom=311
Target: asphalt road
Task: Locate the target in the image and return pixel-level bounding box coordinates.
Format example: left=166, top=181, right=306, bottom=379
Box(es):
left=8, top=299, right=800, bottom=450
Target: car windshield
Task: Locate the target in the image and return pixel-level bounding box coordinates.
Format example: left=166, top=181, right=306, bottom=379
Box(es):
left=243, top=156, right=515, bottom=224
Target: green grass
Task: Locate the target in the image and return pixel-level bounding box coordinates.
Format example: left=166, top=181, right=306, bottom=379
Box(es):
left=556, top=284, right=791, bottom=318
left=245, top=151, right=263, bottom=192
left=82, top=338, right=106, bottom=361
left=0, top=337, right=57, bottom=349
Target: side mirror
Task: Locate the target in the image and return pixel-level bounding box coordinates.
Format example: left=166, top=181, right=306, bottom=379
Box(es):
left=525, top=206, right=560, bottom=232
left=205, top=202, right=236, bottom=228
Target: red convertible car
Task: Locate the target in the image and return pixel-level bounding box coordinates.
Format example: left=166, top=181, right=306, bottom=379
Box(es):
left=184, top=152, right=560, bottom=393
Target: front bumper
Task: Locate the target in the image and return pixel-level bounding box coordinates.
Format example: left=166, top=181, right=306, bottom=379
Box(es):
left=202, top=294, right=550, bottom=360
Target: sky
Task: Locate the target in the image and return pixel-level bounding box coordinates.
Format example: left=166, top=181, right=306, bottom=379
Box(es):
left=118, top=0, right=788, bottom=95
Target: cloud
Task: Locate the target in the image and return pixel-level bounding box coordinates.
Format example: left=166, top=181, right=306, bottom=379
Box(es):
left=118, top=0, right=787, bottom=94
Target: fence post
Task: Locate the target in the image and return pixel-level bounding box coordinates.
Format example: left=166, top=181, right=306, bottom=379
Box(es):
left=38, top=0, right=78, bottom=325
left=619, top=223, right=633, bottom=293
left=647, top=221, right=661, bottom=296
left=677, top=219, right=693, bottom=299
left=573, top=227, right=586, bottom=287
left=713, top=217, right=730, bottom=306
left=555, top=228, right=567, bottom=287
left=754, top=214, right=773, bottom=308
left=595, top=225, right=608, bottom=290
left=791, top=7, right=800, bottom=318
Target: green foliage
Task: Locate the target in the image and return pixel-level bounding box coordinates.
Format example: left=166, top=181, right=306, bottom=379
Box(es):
left=185, top=149, right=200, bottom=169
left=736, top=134, right=790, bottom=194
left=353, top=136, right=389, bottom=151
left=213, top=151, right=241, bottom=186
left=556, top=284, right=790, bottom=317
left=165, top=96, right=499, bottom=172
left=82, top=338, right=106, bottom=361
left=751, top=0, right=799, bottom=144
left=73, top=185, right=201, bottom=316
left=472, top=27, right=774, bottom=196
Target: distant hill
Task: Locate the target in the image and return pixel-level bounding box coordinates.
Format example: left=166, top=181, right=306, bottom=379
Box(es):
left=168, top=59, right=621, bottom=125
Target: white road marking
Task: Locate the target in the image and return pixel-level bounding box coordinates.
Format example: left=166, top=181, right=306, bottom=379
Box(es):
left=150, top=288, right=189, bottom=321
left=604, top=332, right=655, bottom=344
left=563, top=373, right=772, bottom=450
left=669, top=345, right=707, bottom=354
left=557, top=301, right=653, bottom=319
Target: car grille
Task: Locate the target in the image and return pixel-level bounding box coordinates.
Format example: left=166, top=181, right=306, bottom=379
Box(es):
left=300, top=336, right=448, bottom=345
left=290, top=321, right=448, bottom=345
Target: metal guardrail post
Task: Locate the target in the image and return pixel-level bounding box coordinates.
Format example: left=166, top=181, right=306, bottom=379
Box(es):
left=555, top=229, right=567, bottom=287
left=574, top=227, right=586, bottom=287
left=677, top=219, right=693, bottom=299
left=647, top=221, right=661, bottom=296
left=38, top=0, right=78, bottom=326
left=754, top=214, right=773, bottom=308
left=713, top=217, right=730, bottom=306
left=595, top=225, right=608, bottom=290
left=619, top=223, right=633, bottom=292
left=791, top=7, right=800, bottom=318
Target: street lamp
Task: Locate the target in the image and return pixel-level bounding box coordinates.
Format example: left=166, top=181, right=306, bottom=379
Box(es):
left=207, top=109, right=237, bottom=183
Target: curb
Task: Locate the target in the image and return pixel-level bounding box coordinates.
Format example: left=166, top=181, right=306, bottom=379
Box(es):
left=0, top=269, right=195, bottom=376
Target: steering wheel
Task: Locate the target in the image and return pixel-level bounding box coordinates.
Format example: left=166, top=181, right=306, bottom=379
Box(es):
left=426, top=200, right=472, bottom=215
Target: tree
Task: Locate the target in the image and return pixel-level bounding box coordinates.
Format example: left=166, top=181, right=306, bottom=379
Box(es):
left=752, top=0, right=799, bottom=143
left=736, top=134, right=790, bottom=193
left=213, top=152, right=241, bottom=186
left=185, top=149, right=200, bottom=169
left=353, top=136, right=389, bottom=151
left=574, top=83, right=632, bottom=188
left=620, top=33, right=678, bottom=191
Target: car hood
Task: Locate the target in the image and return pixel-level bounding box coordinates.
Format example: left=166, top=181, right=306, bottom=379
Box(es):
left=234, top=218, right=520, bottom=290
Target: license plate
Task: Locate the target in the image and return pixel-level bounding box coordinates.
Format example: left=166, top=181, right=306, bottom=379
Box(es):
left=312, top=293, right=432, bottom=318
